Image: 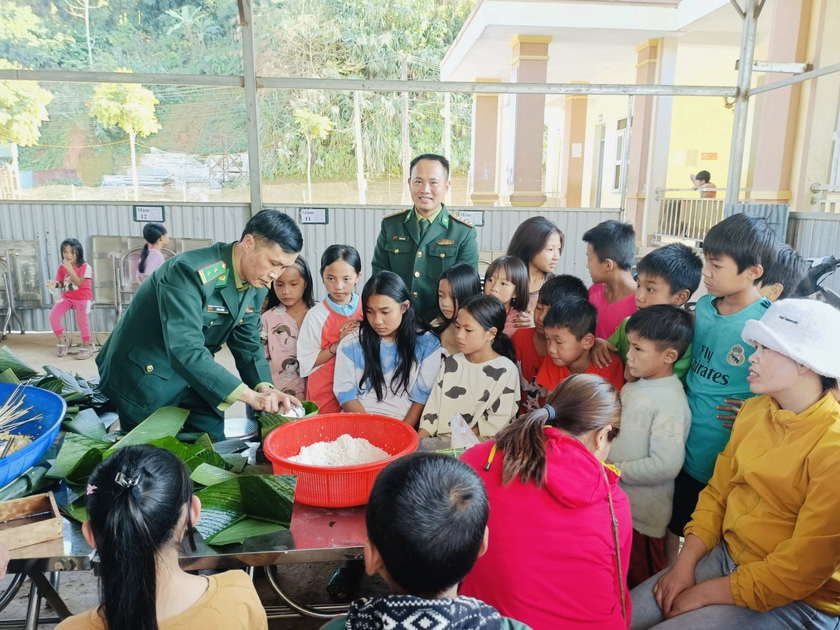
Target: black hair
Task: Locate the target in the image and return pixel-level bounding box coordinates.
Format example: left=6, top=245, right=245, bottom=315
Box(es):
left=582, top=220, right=636, bottom=271
left=138, top=223, right=167, bottom=274
left=359, top=271, right=432, bottom=401
left=437, top=262, right=482, bottom=326
left=820, top=376, right=838, bottom=392
left=760, top=244, right=807, bottom=300
left=60, top=238, right=85, bottom=266
left=409, top=154, right=450, bottom=178
left=537, top=274, right=589, bottom=306
left=484, top=255, right=529, bottom=312
left=695, top=170, right=711, bottom=183
left=86, top=445, right=194, bottom=630
left=543, top=297, right=597, bottom=341
left=625, top=305, right=694, bottom=357
left=264, top=254, right=316, bottom=311
left=507, top=216, right=565, bottom=271
left=320, top=244, right=362, bottom=276
left=636, top=243, right=703, bottom=296
left=458, top=294, right=517, bottom=364
left=367, top=453, right=488, bottom=597
left=703, top=213, right=777, bottom=277
left=241, top=209, right=303, bottom=254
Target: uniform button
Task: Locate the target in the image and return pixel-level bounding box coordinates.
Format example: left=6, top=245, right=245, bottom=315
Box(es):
left=209, top=320, right=215, bottom=326
left=221, top=262, right=227, bottom=269
left=414, top=271, right=421, bottom=278
left=417, top=252, right=423, bottom=258
left=394, top=248, right=400, bottom=254
left=413, top=292, right=418, bottom=298
left=439, top=253, right=446, bottom=259
left=239, top=319, right=244, bottom=325
left=146, top=365, right=154, bottom=373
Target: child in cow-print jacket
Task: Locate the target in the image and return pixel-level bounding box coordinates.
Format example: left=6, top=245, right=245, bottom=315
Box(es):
left=419, top=295, right=520, bottom=438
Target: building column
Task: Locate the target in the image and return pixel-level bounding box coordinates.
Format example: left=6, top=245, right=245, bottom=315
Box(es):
left=470, top=79, right=501, bottom=205
left=750, top=0, right=811, bottom=203
left=509, top=35, right=551, bottom=207
left=625, top=39, right=659, bottom=238
left=561, top=83, right=588, bottom=208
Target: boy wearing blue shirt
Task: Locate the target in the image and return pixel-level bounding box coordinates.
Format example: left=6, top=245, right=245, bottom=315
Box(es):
left=668, top=214, right=777, bottom=543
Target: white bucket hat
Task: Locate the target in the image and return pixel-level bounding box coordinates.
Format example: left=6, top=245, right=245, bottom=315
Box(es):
left=742, top=299, right=840, bottom=380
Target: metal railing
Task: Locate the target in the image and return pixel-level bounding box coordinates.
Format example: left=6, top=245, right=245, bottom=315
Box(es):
left=809, top=183, right=840, bottom=213
left=653, top=187, right=741, bottom=243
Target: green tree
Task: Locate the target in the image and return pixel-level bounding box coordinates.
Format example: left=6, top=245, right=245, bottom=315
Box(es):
left=165, top=6, right=206, bottom=55
left=0, top=58, right=53, bottom=195
left=89, top=72, right=161, bottom=200
left=294, top=108, right=332, bottom=202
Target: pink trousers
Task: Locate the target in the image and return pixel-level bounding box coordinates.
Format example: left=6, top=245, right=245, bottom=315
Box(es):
left=50, top=297, right=91, bottom=343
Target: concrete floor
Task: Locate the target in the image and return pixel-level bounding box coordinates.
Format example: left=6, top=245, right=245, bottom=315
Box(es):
left=0, top=333, right=388, bottom=629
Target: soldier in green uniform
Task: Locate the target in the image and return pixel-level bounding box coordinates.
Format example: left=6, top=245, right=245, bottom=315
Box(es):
left=96, top=210, right=303, bottom=439
left=370, top=154, right=479, bottom=322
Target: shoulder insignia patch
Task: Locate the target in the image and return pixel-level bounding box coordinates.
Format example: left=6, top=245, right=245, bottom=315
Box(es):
left=451, top=214, right=474, bottom=227
left=383, top=208, right=411, bottom=220
left=198, top=261, right=226, bottom=285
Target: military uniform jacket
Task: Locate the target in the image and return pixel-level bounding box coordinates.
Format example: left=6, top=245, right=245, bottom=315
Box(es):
left=96, top=242, right=273, bottom=421
left=370, top=205, right=478, bottom=321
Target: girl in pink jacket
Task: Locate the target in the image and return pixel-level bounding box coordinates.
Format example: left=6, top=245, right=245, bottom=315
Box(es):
left=460, top=374, right=633, bottom=630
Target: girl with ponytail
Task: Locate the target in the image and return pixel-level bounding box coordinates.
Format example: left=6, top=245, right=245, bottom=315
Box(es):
left=57, top=445, right=267, bottom=630
left=418, top=295, right=520, bottom=438
left=459, top=374, right=633, bottom=630
left=136, top=223, right=168, bottom=283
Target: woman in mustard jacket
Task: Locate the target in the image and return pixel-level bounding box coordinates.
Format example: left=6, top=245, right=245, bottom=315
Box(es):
left=631, top=299, right=840, bottom=630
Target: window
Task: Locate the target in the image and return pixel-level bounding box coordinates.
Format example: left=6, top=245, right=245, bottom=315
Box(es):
left=612, top=118, right=627, bottom=193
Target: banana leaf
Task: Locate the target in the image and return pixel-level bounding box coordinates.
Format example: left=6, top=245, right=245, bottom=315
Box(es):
left=190, top=463, right=238, bottom=487
left=105, top=407, right=189, bottom=458
left=47, top=434, right=110, bottom=482
left=148, top=436, right=232, bottom=472
left=63, top=408, right=107, bottom=440
left=41, top=366, right=108, bottom=407
left=202, top=518, right=287, bottom=546
left=0, top=465, right=52, bottom=502
left=195, top=433, right=215, bottom=451
left=257, top=400, right=319, bottom=441
left=221, top=453, right=248, bottom=473
left=195, top=474, right=296, bottom=546
left=0, top=368, right=20, bottom=385
left=0, top=347, right=38, bottom=379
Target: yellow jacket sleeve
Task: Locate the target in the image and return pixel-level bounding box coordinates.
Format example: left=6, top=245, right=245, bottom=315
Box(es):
left=683, top=438, right=736, bottom=551
left=730, top=451, right=840, bottom=612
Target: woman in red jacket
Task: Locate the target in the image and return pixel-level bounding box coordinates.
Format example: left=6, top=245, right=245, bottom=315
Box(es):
left=460, top=374, right=632, bottom=630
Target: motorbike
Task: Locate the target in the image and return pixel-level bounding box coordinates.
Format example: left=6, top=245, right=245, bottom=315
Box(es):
left=795, top=255, right=840, bottom=309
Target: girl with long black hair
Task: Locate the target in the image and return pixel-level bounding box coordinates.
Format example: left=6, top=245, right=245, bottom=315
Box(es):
left=260, top=256, right=316, bottom=399
left=419, top=294, right=520, bottom=438
left=334, top=271, right=442, bottom=425
left=56, top=445, right=267, bottom=630
left=432, top=262, right=482, bottom=355
left=136, top=223, right=169, bottom=283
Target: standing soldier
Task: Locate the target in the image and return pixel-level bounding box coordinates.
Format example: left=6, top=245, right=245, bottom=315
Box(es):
left=96, top=210, right=303, bottom=439
left=371, top=154, right=479, bottom=322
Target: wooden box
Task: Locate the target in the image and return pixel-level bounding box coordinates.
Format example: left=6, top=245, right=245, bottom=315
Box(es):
left=0, top=492, right=63, bottom=551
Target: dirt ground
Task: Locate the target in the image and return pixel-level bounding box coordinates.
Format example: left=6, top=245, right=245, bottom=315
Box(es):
left=0, top=333, right=389, bottom=629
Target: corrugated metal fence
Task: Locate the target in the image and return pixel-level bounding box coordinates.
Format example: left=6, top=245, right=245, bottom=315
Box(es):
left=0, top=202, right=619, bottom=333
left=787, top=212, right=840, bottom=293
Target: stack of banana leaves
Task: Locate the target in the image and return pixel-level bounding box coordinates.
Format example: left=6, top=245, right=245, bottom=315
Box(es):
left=0, top=347, right=297, bottom=546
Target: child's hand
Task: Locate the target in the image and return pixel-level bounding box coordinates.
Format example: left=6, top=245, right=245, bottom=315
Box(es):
left=513, top=310, right=533, bottom=328
left=715, top=398, right=744, bottom=429
left=338, top=319, right=360, bottom=339
left=591, top=338, right=617, bottom=369
left=61, top=260, right=74, bottom=272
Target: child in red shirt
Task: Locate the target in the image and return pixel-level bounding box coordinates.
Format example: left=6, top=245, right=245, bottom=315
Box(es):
left=512, top=274, right=588, bottom=415
left=49, top=238, right=94, bottom=360
left=536, top=298, right=624, bottom=395
left=583, top=220, right=638, bottom=339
